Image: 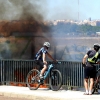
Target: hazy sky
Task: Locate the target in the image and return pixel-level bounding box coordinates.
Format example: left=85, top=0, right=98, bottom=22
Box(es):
left=0, top=0, right=100, bottom=21
left=44, top=0, right=100, bottom=21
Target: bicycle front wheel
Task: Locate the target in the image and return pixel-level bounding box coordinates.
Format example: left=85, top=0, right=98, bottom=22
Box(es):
left=26, top=69, right=41, bottom=90
left=49, top=69, right=62, bottom=91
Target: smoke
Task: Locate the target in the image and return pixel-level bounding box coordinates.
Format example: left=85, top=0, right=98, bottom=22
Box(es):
left=0, top=0, right=52, bottom=59
left=0, top=0, right=51, bottom=36
left=0, top=0, right=46, bottom=21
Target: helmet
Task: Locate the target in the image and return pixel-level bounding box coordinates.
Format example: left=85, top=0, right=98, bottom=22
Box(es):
left=94, top=43, right=100, bottom=48
left=93, top=43, right=100, bottom=51
left=43, top=42, right=50, bottom=48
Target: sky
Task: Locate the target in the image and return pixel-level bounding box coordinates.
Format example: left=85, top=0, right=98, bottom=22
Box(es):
left=43, top=0, right=100, bottom=21
left=0, top=0, right=100, bottom=21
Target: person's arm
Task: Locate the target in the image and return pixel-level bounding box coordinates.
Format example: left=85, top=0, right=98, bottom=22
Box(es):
left=82, top=54, right=88, bottom=64
left=47, top=52, right=56, bottom=62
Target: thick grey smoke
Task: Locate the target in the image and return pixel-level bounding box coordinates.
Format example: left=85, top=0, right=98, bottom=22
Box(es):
left=0, top=0, right=51, bottom=59
left=0, top=0, right=45, bottom=21
left=0, top=0, right=50, bottom=36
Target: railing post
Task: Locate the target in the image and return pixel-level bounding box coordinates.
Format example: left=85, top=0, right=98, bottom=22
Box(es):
left=0, top=59, right=5, bottom=85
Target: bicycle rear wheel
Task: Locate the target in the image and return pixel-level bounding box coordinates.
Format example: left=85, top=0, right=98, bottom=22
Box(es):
left=92, top=76, right=100, bottom=94
left=92, top=82, right=98, bottom=94
left=26, top=69, right=41, bottom=90
left=49, top=69, right=62, bottom=91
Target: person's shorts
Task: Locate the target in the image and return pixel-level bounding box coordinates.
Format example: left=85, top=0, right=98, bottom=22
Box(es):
left=84, top=66, right=96, bottom=79
left=35, top=60, right=44, bottom=68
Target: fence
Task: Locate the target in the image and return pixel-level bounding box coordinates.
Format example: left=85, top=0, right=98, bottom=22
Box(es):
left=0, top=59, right=99, bottom=88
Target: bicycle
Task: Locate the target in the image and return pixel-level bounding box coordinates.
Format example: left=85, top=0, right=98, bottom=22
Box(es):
left=92, top=67, right=100, bottom=94
left=26, top=61, right=62, bottom=91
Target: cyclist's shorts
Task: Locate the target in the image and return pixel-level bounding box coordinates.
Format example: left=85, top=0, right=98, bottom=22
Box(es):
left=84, top=66, right=96, bottom=79
left=35, top=60, right=44, bottom=68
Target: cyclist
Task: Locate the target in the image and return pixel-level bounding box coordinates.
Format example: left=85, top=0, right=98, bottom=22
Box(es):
left=34, top=42, right=56, bottom=81
left=82, top=43, right=100, bottom=95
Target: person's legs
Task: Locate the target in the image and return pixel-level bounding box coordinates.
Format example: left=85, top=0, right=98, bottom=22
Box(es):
left=36, top=60, right=47, bottom=78
left=39, top=61, right=48, bottom=79
left=89, top=78, right=94, bottom=95
left=40, top=64, right=47, bottom=77
left=84, top=78, right=89, bottom=94
left=84, top=67, right=89, bottom=94
left=89, top=67, right=96, bottom=95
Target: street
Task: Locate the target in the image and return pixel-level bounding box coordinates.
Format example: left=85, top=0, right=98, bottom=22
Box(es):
left=0, top=95, right=31, bottom=100
left=0, top=86, right=100, bottom=100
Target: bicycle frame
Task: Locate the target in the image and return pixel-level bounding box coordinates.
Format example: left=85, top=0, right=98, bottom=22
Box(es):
left=43, top=64, right=54, bottom=79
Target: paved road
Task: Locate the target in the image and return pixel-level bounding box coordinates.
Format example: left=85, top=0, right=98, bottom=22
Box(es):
left=0, top=85, right=100, bottom=100
left=0, top=95, right=31, bottom=100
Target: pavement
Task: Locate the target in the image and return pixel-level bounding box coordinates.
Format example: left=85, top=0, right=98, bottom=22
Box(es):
left=0, top=85, right=100, bottom=100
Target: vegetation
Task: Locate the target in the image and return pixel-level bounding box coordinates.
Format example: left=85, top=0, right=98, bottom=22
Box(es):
left=50, top=22, right=100, bottom=36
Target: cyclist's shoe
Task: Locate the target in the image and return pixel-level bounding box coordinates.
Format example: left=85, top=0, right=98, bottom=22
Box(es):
left=40, top=76, right=44, bottom=85
left=40, top=80, right=44, bottom=85
left=38, top=76, right=44, bottom=85
left=38, top=79, right=44, bottom=85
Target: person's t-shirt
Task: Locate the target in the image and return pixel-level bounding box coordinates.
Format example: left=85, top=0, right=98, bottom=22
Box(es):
left=87, top=50, right=100, bottom=63
left=34, top=47, right=48, bottom=61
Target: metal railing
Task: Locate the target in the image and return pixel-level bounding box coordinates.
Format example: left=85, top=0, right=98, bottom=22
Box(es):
left=0, top=59, right=100, bottom=88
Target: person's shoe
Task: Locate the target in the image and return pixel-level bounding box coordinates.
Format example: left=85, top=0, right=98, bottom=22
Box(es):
left=38, top=76, right=44, bottom=84
left=40, top=80, right=44, bottom=85
left=89, top=91, right=92, bottom=95
left=38, top=79, right=44, bottom=85
left=83, top=92, right=89, bottom=95
left=89, top=93, right=92, bottom=95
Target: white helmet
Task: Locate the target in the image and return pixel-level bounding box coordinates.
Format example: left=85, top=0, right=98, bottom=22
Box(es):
left=94, top=43, right=100, bottom=48
left=93, top=43, right=100, bottom=51
left=43, top=42, right=50, bottom=48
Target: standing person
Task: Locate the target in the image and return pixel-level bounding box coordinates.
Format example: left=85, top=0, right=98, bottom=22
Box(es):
left=82, top=43, right=100, bottom=95
left=34, top=42, right=56, bottom=81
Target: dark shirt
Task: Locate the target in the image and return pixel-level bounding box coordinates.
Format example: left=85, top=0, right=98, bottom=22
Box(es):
left=34, top=47, right=48, bottom=61
left=87, top=50, right=100, bottom=63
